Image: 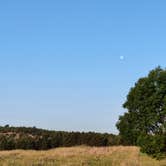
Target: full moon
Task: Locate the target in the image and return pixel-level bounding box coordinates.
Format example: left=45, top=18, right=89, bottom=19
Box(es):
left=120, top=56, right=124, bottom=60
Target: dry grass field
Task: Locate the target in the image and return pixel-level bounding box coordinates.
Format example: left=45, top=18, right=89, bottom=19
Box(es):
left=0, top=146, right=165, bottom=166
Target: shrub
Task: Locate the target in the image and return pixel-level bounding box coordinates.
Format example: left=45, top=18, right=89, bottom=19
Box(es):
left=137, top=134, right=166, bottom=159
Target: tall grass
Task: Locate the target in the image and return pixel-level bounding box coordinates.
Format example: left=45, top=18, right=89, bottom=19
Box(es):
left=0, top=146, right=165, bottom=166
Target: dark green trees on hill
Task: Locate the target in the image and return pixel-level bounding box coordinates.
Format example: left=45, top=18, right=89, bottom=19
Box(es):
left=0, top=126, right=120, bottom=150
left=117, top=67, right=166, bottom=158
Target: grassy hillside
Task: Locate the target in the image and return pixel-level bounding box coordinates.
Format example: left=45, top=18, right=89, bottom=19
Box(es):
left=0, top=146, right=165, bottom=166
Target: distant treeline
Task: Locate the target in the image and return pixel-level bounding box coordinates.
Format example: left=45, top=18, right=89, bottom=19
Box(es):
left=0, top=125, right=121, bottom=150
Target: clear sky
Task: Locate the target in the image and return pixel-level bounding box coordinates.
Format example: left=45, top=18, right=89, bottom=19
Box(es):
left=0, top=1, right=165, bottom=134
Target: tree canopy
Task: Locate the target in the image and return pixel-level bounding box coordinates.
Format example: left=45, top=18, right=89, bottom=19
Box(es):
left=0, top=125, right=121, bottom=150
left=117, top=67, right=166, bottom=158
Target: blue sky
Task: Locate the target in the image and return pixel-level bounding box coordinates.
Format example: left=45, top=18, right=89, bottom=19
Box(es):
left=0, top=1, right=165, bottom=133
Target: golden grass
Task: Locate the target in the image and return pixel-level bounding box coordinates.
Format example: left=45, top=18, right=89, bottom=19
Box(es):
left=0, top=146, right=165, bottom=166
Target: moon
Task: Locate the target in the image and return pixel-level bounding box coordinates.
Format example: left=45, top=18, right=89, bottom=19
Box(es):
left=120, top=56, right=124, bottom=60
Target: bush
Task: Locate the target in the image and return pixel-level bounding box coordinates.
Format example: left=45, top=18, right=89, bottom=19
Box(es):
left=137, top=134, right=166, bottom=159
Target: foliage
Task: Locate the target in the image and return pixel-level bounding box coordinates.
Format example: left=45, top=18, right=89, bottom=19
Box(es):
left=117, top=67, right=166, bottom=158
left=0, top=125, right=120, bottom=150
left=137, top=134, right=166, bottom=159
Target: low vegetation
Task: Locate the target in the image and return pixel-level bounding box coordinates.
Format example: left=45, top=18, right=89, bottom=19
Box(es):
left=0, top=146, right=165, bottom=166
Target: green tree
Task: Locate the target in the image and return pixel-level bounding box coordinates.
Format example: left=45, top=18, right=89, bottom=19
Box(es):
left=117, top=67, right=166, bottom=157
